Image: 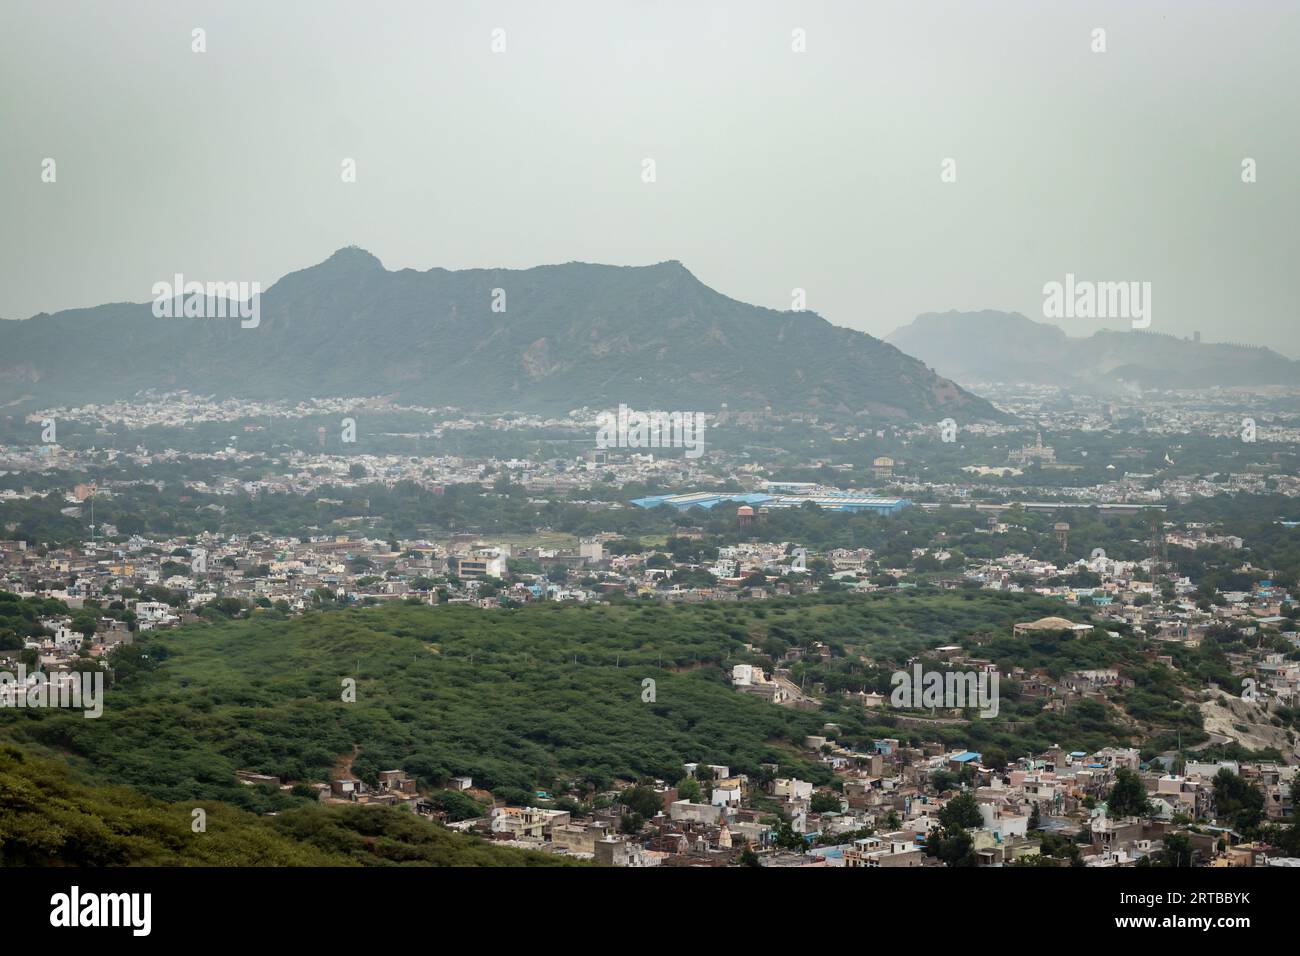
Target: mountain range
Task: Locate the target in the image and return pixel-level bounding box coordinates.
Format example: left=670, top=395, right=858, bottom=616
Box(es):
left=0, top=248, right=999, bottom=422
left=886, top=310, right=1300, bottom=391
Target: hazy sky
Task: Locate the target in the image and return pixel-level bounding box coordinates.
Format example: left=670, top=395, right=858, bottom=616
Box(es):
left=2, top=0, right=1297, bottom=354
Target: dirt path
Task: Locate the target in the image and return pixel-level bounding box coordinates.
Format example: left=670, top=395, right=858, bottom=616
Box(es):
left=332, top=743, right=361, bottom=781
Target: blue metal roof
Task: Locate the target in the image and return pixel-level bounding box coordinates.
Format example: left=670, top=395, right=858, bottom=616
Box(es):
left=629, top=491, right=911, bottom=514
left=629, top=492, right=773, bottom=511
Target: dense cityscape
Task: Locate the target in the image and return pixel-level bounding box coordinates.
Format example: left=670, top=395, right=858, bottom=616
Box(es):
left=3, top=383, right=1299, bottom=870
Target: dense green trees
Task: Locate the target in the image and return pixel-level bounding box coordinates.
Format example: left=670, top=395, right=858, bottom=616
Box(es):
left=938, top=792, right=984, bottom=831
left=0, top=744, right=570, bottom=866
left=1212, top=768, right=1265, bottom=834
left=810, top=791, right=843, bottom=814
left=0, top=592, right=62, bottom=647
left=925, top=825, right=976, bottom=867
left=774, top=819, right=806, bottom=853
left=619, top=784, right=665, bottom=820
left=676, top=777, right=702, bottom=802
left=1107, top=768, right=1152, bottom=819
left=9, top=601, right=838, bottom=809
left=1033, top=831, right=1084, bottom=866
left=1156, top=832, right=1195, bottom=867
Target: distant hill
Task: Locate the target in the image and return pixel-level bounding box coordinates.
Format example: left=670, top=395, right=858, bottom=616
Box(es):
left=886, top=310, right=1300, bottom=390
left=0, top=248, right=1001, bottom=422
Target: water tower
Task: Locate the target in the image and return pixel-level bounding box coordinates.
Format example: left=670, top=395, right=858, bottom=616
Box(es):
left=1053, top=522, right=1070, bottom=551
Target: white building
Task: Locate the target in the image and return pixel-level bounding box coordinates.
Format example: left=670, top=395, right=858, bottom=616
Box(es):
left=775, top=778, right=813, bottom=801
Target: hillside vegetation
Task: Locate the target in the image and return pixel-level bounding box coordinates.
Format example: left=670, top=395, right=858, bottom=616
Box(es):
left=0, top=744, right=573, bottom=866
left=6, top=592, right=1200, bottom=812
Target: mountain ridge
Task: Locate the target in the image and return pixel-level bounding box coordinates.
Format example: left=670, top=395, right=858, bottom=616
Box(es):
left=0, top=248, right=1004, bottom=422
left=886, top=310, right=1300, bottom=390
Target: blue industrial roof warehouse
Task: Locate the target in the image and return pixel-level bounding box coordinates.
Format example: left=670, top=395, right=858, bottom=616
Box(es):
left=629, top=492, right=911, bottom=515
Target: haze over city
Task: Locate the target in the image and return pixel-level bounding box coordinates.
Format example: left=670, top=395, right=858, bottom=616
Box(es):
left=2, top=0, right=1298, bottom=353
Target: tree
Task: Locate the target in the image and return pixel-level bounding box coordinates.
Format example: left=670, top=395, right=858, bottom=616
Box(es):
left=938, top=792, right=983, bottom=831
left=981, top=747, right=1008, bottom=772
left=1212, top=768, right=1264, bottom=834
left=1158, top=831, right=1195, bottom=867
left=1038, top=831, right=1083, bottom=865
left=737, top=845, right=762, bottom=867
left=676, top=778, right=702, bottom=803
left=420, top=790, right=484, bottom=822
left=774, top=819, right=806, bottom=853
left=810, top=791, right=842, bottom=814
left=620, top=784, right=663, bottom=820
left=930, top=769, right=959, bottom=793
left=70, top=612, right=97, bottom=642
left=1028, top=802, right=1041, bottom=830
left=926, top=826, right=976, bottom=867
left=203, top=597, right=246, bottom=619
left=1261, top=822, right=1300, bottom=857
left=1107, top=767, right=1151, bottom=819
